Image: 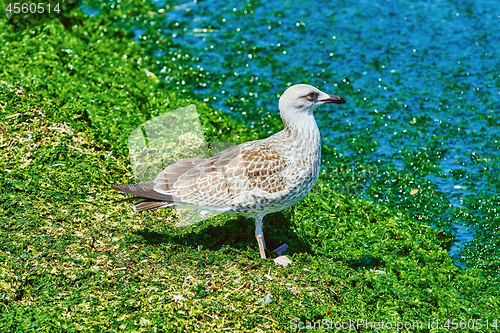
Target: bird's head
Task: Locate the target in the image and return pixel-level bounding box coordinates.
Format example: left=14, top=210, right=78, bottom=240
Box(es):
left=278, top=84, right=346, bottom=116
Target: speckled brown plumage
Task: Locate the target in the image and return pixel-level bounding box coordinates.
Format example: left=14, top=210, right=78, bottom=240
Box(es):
left=112, top=84, right=346, bottom=258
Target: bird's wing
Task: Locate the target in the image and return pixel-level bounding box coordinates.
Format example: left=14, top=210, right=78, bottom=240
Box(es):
left=153, top=141, right=291, bottom=208
left=111, top=158, right=203, bottom=201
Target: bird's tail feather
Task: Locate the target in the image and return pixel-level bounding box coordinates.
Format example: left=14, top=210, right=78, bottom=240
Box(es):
left=111, top=182, right=174, bottom=201
left=112, top=182, right=178, bottom=212
left=132, top=200, right=173, bottom=212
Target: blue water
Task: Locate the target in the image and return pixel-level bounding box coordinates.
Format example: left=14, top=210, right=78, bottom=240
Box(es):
left=80, top=5, right=99, bottom=17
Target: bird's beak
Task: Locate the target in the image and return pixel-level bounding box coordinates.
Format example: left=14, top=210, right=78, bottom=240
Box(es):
left=319, top=94, right=346, bottom=104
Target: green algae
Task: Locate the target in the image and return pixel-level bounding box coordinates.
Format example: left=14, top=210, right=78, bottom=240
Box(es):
left=1, top=88, right=497, bottom=329
left=1, top=0, right=500, bottom=331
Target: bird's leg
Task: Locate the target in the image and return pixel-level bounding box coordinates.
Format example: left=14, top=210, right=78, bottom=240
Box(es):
left=255, top=216, right=266, bottom=259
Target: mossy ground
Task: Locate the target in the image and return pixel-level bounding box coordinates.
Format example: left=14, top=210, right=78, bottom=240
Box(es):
left=1, top=3, right=499, bottom=333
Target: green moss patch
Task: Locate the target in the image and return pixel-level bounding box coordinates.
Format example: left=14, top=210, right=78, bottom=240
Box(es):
left=1, top=2, right=499, bottom=332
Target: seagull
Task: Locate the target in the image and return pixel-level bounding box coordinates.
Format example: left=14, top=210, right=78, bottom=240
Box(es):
left=112, top=84, right=346, bottom=258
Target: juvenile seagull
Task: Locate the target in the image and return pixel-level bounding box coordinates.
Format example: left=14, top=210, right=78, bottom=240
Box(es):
left=112, top=84, right=346, bottom=258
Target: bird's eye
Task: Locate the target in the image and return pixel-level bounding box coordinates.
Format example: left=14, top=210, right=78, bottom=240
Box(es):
left=307, top=92, right=317, bottom=100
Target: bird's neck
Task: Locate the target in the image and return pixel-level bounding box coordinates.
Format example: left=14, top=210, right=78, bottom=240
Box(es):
left=281, top=109, right=320, bottom=145
left=278, top=109, right=321, bottom=177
